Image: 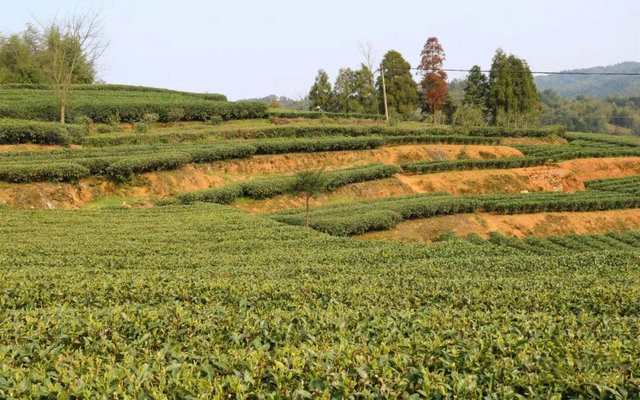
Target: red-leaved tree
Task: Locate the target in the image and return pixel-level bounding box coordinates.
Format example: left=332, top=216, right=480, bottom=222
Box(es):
left=419, top=37, right=448, bottom=115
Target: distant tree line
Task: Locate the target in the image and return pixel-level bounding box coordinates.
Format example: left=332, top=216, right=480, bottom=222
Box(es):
left=540, top=91, right=640, bottom=135
left=308, top=39, right=539, bottom=127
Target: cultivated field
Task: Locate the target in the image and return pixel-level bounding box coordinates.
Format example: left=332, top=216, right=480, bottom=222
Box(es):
left=0, top=85, right=639, bottom=398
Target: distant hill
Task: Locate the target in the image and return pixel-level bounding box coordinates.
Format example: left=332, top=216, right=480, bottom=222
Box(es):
left=534, top=62, right=640, bottom=99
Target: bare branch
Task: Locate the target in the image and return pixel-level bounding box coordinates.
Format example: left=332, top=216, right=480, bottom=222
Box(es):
left=37, top=10, right=107, bottom=123
left=359, top=42, right=377, bottom=73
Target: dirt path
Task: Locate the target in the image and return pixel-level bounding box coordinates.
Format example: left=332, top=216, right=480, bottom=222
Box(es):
left=356, top=209, right=640, bottom=242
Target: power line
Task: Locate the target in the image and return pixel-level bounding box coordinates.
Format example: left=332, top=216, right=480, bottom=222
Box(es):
left=445, top=68, right=640, bottom=76
left=376, top=66, right=640, bottom=76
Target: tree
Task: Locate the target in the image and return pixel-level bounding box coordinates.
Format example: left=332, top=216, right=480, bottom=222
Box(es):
left=462, top=65, right=488, bottom=110
left=332, top=65, right=378, bottom=114
left=508, top=55, right=537, bottom=115
left=419, top=37, right=448, bottom=119
left=487, top=49, right=514, bottom=124
left=0, top=26, right=45, bottom=84
left=359, top=43, right=379, bottom=113
left=355, top=64, right=378, bottom=114
left=376, top=50, right=418, bottom=119
left=290, top=170, right=329, bottom=228
left=40, top=12, right=106, bottom=124
left=309, top=69, right=333, bottom=111
left=487, top=49, right=538, bottom=126
left=333, top=67, right=359, bottom=113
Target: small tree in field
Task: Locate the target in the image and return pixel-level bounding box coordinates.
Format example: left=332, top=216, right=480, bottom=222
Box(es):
left=291, top=170, right=329, bottom=228
left=41, top=12, right=106, bottom=124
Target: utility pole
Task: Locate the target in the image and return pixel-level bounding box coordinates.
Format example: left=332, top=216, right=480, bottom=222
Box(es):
left=380, top=62, right=389, bottom=123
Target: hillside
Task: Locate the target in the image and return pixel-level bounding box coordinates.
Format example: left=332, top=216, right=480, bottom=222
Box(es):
left=534, top=61, right=640, bottom=98
left=1, top=86, right=639, bottom=397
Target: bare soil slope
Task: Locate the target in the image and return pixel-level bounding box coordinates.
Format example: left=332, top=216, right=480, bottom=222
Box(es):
left=356, top=209, right=640, bottom=242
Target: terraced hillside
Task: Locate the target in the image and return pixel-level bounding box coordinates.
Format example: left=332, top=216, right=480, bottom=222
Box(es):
left=1, top=104, right=640, bottom=397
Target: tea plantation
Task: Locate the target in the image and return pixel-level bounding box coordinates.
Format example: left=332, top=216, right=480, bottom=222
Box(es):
left=1, top=88, right=640, bottom=397
left=1, top=205, right=639, bottom=398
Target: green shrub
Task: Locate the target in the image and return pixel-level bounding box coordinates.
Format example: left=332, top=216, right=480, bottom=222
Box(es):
left=253, top=137, right=384, bottom=154
left=96, top=124, right=115, bottom=134
left=311, top=210, right=403, bottom=236
left=0, top=119, right=71, bottom=145
left=188, top=143, right=256, bottom=163
left=174, top=184, right=242, bottom=205
left=0, top=87, right=267, bottom=122
left=0, top=162, right=89, bottom=182
left=401, top=157, right=550, bottom=174
left=205, top=115, right=223, bottom=125
left=106, top=152, right=191, bottom=181
left=240, top=178, right=293, bottom=199
left=134, top=122, right=151, bottom=133
left=268, top=110, right=383, bottom=120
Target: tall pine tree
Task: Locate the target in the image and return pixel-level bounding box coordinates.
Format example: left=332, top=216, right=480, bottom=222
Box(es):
left=463, top=65, right=488, bottom=110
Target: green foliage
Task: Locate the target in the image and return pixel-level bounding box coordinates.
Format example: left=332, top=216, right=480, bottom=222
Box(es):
left=252, top=136, right=384, bottom=154
left=0, top=135, right=392, bottom=183
left=268, top=109, right=382, bottom=120
left=331, top=65, right=378, bottom=115
left=451, top=104, right=486, bottom=126
left=134, top=113, right=160, bottom=132
left=311, top=209, right=403, bottom=236
left=487, top=49, right=538, bottom=126
left=585, top=175, right=640, bottom=195
left=291, top=169, right=329, bottom=198
left=291, top=169, right=330, bottom=226
left=105, top=152, right=191, bottom=181
left=463, top=65, right=489, bottom=111
left=0, top=24, right=94, bottom=85
left=534, top=61, right=640, bottom=99
left=166, top=164, right=401, bottom=205
left=175, top=184, right=242, bottom=204
left=308, top=69, right=333, bottom=111
left=0, top=118, right=71, bottom=145
left=0, top=205, right=639, bottom=396
left=402, top=156, right=549, bottom=174
left=0, top=162, right=89, bottom=182
left=1, top=82, right=227, bottom=100
left=566, top=132, right=640, bottom=147
left=0, top=123, right=573, bottom=184
left=205, top=115, right=223, bottom=125
left=540, top=89, right=640, bottom=134
left=272, top=190, right=640, bottom=236
left=0, top=86, right=264, bottom=122
left=377, top=50, right=419, bottom=119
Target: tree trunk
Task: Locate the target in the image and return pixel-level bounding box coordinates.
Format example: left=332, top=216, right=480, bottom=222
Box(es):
left=305, top=196, right=310, bottom=228
left=60, top=98, right=66, bottom=125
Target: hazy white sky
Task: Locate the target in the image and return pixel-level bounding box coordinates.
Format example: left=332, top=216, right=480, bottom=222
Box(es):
left=3, top=0, right=639, bottom=100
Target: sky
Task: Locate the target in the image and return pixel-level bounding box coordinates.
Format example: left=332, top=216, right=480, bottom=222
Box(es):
left=3, top=0, right=639, bottom=100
